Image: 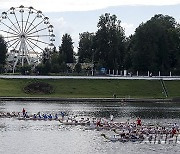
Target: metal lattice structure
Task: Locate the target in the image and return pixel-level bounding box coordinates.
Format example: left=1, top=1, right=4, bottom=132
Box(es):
left=0, top=5, right=55, bottom=72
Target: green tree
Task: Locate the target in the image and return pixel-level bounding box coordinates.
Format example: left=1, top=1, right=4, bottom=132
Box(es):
left=74, top=63, right=82, bottom=74
left=49, top=50, right=61, bottom=73
left=130, top=14, right=180, bottom=74
left=42, top=47, right=51, bottom=64
left=78, top=32, right=95, bottom=63
left=59, top=62, right=68, bottom=73
left=35, top=61, right=51, bottom=75
left=59, top=33, right=75, bottom=63
left=0, top=35, right=7, bottom=72
left=94, top=13, right=126, bottom=70
left=19, top=65, right=32, bottom=75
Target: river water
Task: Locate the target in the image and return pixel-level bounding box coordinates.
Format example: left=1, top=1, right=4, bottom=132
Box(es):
left=0, top=101, right=180, bottom=154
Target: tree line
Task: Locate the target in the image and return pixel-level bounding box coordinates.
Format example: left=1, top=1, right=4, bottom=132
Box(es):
left=1, top=13, right=180, bottom=75
left=77, top=13, right=180, bottom=76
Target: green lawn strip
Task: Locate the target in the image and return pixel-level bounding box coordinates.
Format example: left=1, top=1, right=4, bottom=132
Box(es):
left=165, top=80, right=180, bottom=97
left=0, top=79, right=27, bottom=96
left=0, top=78, right=179, bottom=98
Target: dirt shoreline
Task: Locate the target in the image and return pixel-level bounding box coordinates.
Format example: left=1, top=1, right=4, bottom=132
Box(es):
left=0, top=97, right=177, bottom=102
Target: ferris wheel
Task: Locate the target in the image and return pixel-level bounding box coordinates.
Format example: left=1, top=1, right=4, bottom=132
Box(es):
left=0, top=5, right=55, bottom=71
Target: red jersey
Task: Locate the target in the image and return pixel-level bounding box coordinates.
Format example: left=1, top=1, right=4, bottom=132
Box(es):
left=96, top=120, right=101, bottom=126
left=172, top=129, right=176, bottom=135
left=137, top=119, right=141, bottom=126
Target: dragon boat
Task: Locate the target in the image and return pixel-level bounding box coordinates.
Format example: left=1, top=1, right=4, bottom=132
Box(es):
left=101, top=133, right=180, bottom=144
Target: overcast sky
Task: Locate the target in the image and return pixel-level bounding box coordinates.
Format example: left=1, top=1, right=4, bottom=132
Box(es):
left=1, top=0, right=180, bottom=52
left=1, top=0, right=180, bottom=12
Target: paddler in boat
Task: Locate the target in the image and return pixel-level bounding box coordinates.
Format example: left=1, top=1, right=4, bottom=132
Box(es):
left=42, top=114, right=48, bottom=120
left=54, top=113, right=58, bottom=120
left=48, top=114, right=52, bottom=120
left=33, top=114, right=37, bottom=119
left=173, top=123, right=179, bottom=132
left=110, top=114, right=114, bottom=121
left=38, top=113, right=42, bottom=119
left=96, top=118, right=103, bottom=127
left=25, top=112, right=29, bottom=118
left=136, top=117, right=142, bottom=126
left=61, top=112, right=65, bottom=121
left=22, top=108, right=26, bottom=116
left=120, top=130, right=126, bottom=138
left=171, top=127, right=177, bottom=138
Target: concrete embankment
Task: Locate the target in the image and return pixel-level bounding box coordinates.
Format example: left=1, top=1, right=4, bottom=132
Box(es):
left=0, top=97, right=174, bottom=102
left=0, top=75, right=180, bottom=80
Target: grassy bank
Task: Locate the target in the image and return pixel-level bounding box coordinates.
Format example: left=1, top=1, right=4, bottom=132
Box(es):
left=0, top=78, right=180, bottom=98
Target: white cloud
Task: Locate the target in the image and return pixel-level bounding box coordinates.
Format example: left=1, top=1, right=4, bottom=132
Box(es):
left=51, top=17, right=78, bottom=48
left=50, top=17, right=66, bottom=46
left=0, top=0, right=180, bottom=12
left=52, top=17, right=66, bottom=29
left=121, top=23, right=135, bottom=36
